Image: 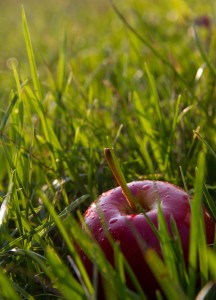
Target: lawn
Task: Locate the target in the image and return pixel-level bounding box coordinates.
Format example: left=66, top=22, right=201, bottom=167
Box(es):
left=0, top=0, right=216, bottom=299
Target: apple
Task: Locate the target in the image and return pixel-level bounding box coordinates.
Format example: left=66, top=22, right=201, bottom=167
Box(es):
left=78, top=149, right=215, bottom=298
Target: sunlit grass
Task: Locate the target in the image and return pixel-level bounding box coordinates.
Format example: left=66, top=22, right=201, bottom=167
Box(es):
left=0, top=0, right=216, bottom=299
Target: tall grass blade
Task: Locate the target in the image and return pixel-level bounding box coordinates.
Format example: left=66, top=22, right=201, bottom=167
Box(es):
left=192, top=26, right=216, bottom=77
left=187, top=152, right=206, bottom=298
left=145, top=248, right=187, bottom=300
left=197, top=216, right=209, bottom=287
left=207, top=248, right=216, bottom=278
left=170, top=216, right=188, bottom=289
left=179, top=166, right=189, bottom=196
left=22, top=7, right=63, bottom=171
left=203, top=183, right=216, bottom=220
left=157, top=202, right=179, bottom=281
left=194, top=131, right=216, bottom=159
left=11, top=62, right=22, bottom=100
left=24, top=82, right=62, bottom=152
left=164, top=95, right=181, bottom=171
left=57, top=32, right=67, bottom=96
left=0, top=93, right=18, bottom=133
left=0, top=267, right=21, bottom=300
left=22, top=6, right=42, bottom=101
left=144, top=63, right=165, bottom=137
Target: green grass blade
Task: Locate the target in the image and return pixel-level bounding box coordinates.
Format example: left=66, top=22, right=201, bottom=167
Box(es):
left=194, top=131, right=216, bottom=159
left=112, top=243, right=131, bottom=300
left=12, top=183, right=24, bottom=238
left=145, top=248, right=187, bottom=300
left=0, top=267, right=21, bottom=300
left=24, top=85, right=62, bottom=171
left=56, top=33, right=67, bottom=96
left=10, top=281, right=35, bottom=300
left=192, top=26, right=216, bottom=77
left=144, top=63, right=166, bottom=137
left=122, top=259, right=147, bottom=299
left=132, top=91, right=158, bottom=174
left=170, top=216, right=188, bottom=289
left=164, top=95, right=181, bottom=171
left=22, top=6, right=42, bottom=101
left=187, top=152, right=206, bottom=298
left=179, top=166, right=190, bottom=196
left=22, top=7, right=64, bottom=169
left=0, top=93, right=18, bottom=133
left=157, top=202, right=179, bottom=281
left=197, top=217, right=209, bottom=287
left=207, top=248, right=216, bottom=278
left=203, top=183, right=216, bottom=220
left=11, top=62, right=22, bottom=100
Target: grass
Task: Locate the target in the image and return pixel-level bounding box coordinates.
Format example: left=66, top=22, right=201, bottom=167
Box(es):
left=0, top=0, right=216, bottom=298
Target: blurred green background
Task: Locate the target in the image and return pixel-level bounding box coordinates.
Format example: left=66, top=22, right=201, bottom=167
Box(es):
left=0, top=0, right=110, bottom=67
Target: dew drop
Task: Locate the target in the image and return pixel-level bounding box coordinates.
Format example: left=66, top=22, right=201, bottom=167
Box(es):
left=109, top=218, right=118, bottom=224
left=142, top=184, right=150, bottom=191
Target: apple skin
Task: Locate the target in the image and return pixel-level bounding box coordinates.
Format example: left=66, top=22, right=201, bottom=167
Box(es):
left=79, top=181, right=215, bottom=298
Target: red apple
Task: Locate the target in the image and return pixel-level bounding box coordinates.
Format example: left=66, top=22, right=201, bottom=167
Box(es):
left=78, top=149, right=215, bottom=298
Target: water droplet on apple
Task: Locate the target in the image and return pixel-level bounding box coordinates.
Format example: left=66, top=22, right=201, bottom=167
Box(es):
left=142, top=184, right=150, bottom=191
left=109, top=218, right=118, bottom=224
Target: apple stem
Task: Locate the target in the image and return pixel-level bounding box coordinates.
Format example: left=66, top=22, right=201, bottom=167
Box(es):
left=104, top=148, right=138, bottom=212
